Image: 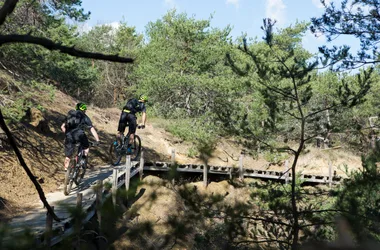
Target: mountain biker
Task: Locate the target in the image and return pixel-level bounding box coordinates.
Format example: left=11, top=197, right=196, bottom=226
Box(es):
left=61, top=103, right=100, bottom=171
left=116, top=94, right=147, bottom=154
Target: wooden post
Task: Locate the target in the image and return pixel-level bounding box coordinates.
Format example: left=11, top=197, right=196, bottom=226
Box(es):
left=239, top=154, right=244, bottom=181
left=75, top=193, right=83, bottom=235
left=203, top=164, right=208, bottom=187
left=96, top=180, right=103, bottom=230
left=45, top=206, right=54, bottom=247
left=171, top=148, right=176, bottom=185
left=139, top=150, right=144, bottom=180
left=329, top=161, right=332, bottom=188
left=76, top=193, right=82, bottom=209
left=284, top=160, right=289, bottom=184
left=171, top=148, right=175, bottom=164
left=125, top=155, right=131, bottom=193
left=371, top=134, right=376, bottom=149
left=112, top=168, right=118, bottom=207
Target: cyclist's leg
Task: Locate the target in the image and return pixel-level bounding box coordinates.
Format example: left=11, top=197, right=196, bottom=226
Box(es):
left=76, top=130, right=90, bottom=156
left=76, top=130, right=90, bottom=168
left=117, top=112, right=128, bottom=145
left=127, top=114, right=137, bottom=146
left=64, top=133, right=75, bottom=170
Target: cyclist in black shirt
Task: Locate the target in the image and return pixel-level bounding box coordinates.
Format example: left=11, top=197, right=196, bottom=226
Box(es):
left=61, top=103, right=100, bottom=170
left=116, top=94, right=147, bottom=153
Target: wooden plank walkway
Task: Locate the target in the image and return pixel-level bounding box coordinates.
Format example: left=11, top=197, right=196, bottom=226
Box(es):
left=6, top=159, right=346, bottom=247
left=144, top=161, right=344, bottom=184
left=8, top=163, right=140, bottom=246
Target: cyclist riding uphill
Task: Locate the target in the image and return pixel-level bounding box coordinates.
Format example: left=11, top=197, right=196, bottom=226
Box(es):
left=116, top=94, right=148, bottom=154
left=61, top=103, right=100, bottom=171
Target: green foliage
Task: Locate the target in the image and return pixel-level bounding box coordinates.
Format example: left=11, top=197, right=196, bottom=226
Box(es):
left=0, top=225, right=39, bottom=250
left=250, top=178, right=336, bottom=247
left=263, top=150, right=288, bottom=164
left=335, top=146, right=380, bottom=241
left=136, top=10, right=243, bottom=121
left=2, top=96, right=32, bottom=122
left=1, top=76, right=57, bottom=123
left=30, top=80, right=55, bottom=101
left=0, top=0, right=98, bottom=102
left=165, top=116, right=219, bottom=157
left=76, top=22, right=143, bottom=106
left=311, top=0, right=380, bottom=69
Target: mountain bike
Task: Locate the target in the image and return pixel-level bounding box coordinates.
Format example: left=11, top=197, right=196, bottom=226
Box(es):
left=64, top=142, right=95, bottom=196
left=109, top=125, right=142, bottom=166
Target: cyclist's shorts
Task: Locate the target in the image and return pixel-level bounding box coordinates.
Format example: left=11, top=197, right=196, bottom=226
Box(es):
left=118, top=112, right=137, bottom=134
left=64, top=130, right=89, bottom=157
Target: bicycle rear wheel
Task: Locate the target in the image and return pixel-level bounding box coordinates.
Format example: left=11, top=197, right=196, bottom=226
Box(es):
left=109, top=141, right=122, bottom=166
left=64, top=159, right=76, bottom=196
left=131, top=135, right=141, bottom=161
left=74, top=157, right=86, bottom=186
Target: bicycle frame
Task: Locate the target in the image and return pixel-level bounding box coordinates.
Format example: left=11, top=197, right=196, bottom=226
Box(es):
left=71, top=144, right=85, bottom=169
left=110, top=126, right=142, bottom=165
left=64, top=143, right=91, bottom=196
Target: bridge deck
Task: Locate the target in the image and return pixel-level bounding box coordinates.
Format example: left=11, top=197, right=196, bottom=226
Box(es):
left=7, top=161, right=345, bottom=246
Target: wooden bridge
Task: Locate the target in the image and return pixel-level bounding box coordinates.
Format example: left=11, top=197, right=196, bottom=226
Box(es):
left=144, top=161, right=343, bottom=184
left=6, top=154, right=345, bottom=247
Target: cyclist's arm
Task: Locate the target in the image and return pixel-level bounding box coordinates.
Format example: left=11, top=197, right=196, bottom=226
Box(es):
left=61, top=122, right=66, bottom=133
left=139, top=104, right=147, bottom=126
left=84, top=115, right=100, bottom=142
left=141, top=111, right=146, bottom=126
left=90, top=127, right=100, bottom=142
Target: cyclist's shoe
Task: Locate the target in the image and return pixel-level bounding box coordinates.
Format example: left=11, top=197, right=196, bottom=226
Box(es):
left=113, top=141, right=123, bottom=151
left=126, top=147, right=132, bottom=154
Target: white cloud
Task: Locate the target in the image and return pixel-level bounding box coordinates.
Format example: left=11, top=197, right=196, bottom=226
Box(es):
left=226, top=0, right=240, bottom=9
left=107, top=21, right=120, bottom=30
left=164, top=0, right=177, bottom=8
left=265, top=0, right=286, bottom=26
left=77, top=23, right=92, bottom=34
left=312, top=0, right=332, bottom=9
left=77, top=21, right=121, bottom=35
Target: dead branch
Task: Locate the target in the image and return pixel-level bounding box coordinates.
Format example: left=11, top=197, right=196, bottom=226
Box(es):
left=236, top=239, right=290, bottom=246
left=0, top=108, right=61, bottom=222
left=0, top=34, right=134, bottom=63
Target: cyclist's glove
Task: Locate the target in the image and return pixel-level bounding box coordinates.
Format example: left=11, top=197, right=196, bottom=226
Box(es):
left=138, top=125, right=145, bottom=129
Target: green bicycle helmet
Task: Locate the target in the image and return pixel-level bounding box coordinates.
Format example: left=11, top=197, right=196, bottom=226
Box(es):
left=76, top=102, right=87, bottom=111
left=139, top=94, right=148, bottom=102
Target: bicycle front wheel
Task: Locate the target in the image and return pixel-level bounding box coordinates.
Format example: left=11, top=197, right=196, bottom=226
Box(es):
left=64, top=159, right=75, bottom=196
left=74, top=157, right=86, bottom=186
left=131, top=135, right=141, bottom=161
left=109, top=141, right=122, bottom=166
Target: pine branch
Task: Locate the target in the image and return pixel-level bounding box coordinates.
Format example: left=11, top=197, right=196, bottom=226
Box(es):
left=0, top=0, right=19, bottom=26
left=0, top=34, right=134, bottom=63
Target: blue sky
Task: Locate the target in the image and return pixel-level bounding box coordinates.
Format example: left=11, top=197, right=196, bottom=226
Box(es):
left=79, top=0, right=360, bottom=54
